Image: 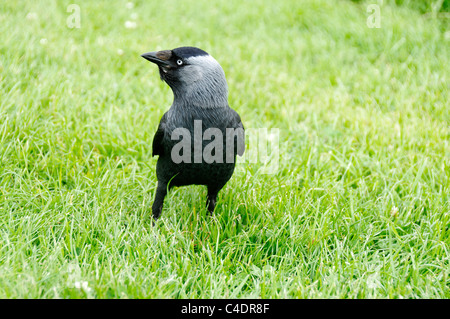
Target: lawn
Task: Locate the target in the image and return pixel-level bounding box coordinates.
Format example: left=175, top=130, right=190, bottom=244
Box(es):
left=0, top=0, right=449, bottom=298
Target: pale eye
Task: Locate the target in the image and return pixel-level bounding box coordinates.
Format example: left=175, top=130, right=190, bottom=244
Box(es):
left=176, top=59, right=183, bottom=66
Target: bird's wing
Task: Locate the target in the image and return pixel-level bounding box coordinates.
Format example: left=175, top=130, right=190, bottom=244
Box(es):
left=229, top=108, right=245, bottom=157
left=152, top=112, right=168, bottom=157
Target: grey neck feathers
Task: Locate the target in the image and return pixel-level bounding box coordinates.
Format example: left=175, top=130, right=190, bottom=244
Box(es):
left=172, top=78, right=228, bottom=109
left=171, top=56, right=229, bottom=109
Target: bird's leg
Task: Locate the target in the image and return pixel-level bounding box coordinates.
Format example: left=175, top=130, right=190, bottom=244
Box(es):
left=152, top=182, right=168, bottom=222
left=206, top=187, right=219, bottom=215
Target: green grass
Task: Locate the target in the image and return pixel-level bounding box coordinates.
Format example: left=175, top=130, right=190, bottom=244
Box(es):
left=0, top=0, right=449, bottom=298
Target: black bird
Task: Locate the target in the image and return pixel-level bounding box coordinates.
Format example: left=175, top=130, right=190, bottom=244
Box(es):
left=141, top=46, right=245, bottom=221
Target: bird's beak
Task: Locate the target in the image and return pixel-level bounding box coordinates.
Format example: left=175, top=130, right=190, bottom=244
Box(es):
left=141, top=50, right=175, bottom=67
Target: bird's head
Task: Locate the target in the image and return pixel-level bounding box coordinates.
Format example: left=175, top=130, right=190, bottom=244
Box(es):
left=141, top=46, right=228, bottom=108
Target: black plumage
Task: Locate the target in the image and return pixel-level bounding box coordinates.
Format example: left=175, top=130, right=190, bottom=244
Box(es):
left=141, top=46, right=245, bottom=221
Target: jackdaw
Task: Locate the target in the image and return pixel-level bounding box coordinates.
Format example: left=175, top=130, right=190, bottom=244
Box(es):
left=141, top=46, right=245, bottom=221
